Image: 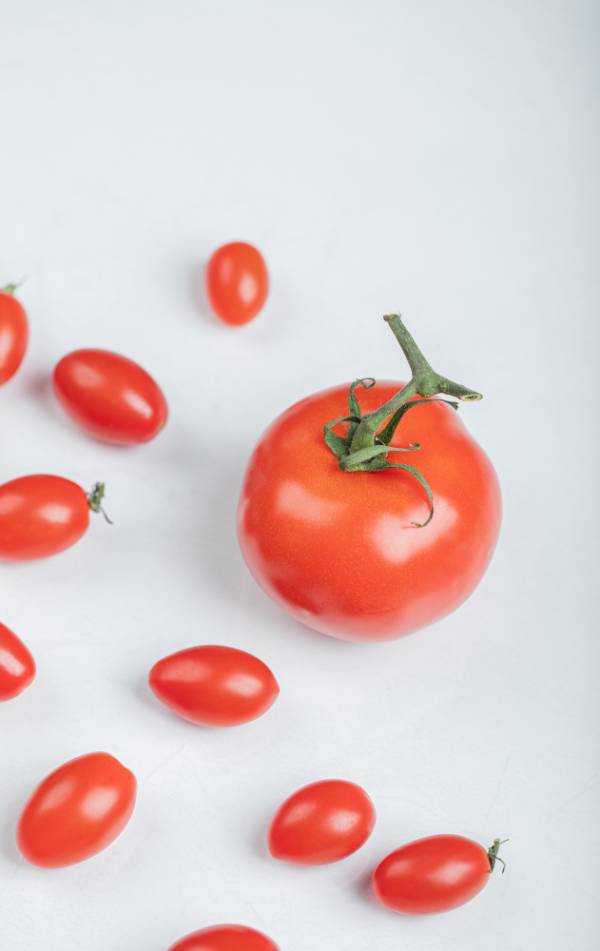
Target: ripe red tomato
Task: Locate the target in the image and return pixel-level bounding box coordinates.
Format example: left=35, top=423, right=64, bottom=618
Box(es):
left=205, top=242, right=268, bottom=325
left=149, top=645, right=279, bottom=727
left=0, top=475, right=106, bottom=560
left=53, top=348, right=168, bottom=445
left=373, top=834, right=501, bottom=914
left=238, top=382, right=501, bottom=641
left=168, top=925, right=279, bottom=951
left=268, top=779, right=375, bottom=864
left=17, top=752, right=136, bottom=868
left=0, top=286, right=28, bottom=385
left=0, top=623, right=36, bottom=700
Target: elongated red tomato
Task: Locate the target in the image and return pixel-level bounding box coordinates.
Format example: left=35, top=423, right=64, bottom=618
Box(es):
left=0, top=475, right=106, bottom=560
left=373, top=834, right=503, bottom=914
left=149, top=645, right=279, bottom=727
left=0, top=623, right=36, bottom=700
left=17, top=752, right=137, bottom=868
left=168, top=925, right=279, bottom=951
left=238, top=382, right=501, bottom=641
left=53, top=348, right=168, bottom=445
left=269, top=779, right=375, bottom=864
left=0, top=286, right=28, bottom=385
left=206, top=242, right=269, bottom=325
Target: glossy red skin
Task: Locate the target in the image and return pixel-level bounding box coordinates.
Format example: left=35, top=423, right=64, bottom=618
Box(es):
left=0, top=475, right=90, bottom=561
left=149, top=645, right=279, bottom=727
left=53, top=348, right=168, bottom=445
left=373, top=834, right=492, bottom=914
left=0, top=623, right=36, bottom=700
left=238, top=382, right=501, bottom=642
left=205, top=242, right=269, bottom=325
left=0, top=292, right=28, bottom=384
left=269, top=779, right=376, bottom=864
left=168, top=925, right=279, bottom=951
left=17, top=752, right=137, bottom=868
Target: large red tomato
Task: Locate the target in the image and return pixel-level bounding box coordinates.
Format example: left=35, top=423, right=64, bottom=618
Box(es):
left=17, top=752, right=136, bottom=867
left=268, top=778, right=375, bottom=864
left=149, top=645, right=279, bottom=726
left=238, top=381, right=500, bottom=641
left=168, top=925, right=279, bottom=951
left=0, top=622, right=36, bottom=700
left=372, top=834, right=504, bottom=914
left=0, top=286, right=28, bottom=384
left=53, top=348, right=168, bottom=445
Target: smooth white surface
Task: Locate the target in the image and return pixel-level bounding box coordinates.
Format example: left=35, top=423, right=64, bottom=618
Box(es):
left=1, top=2, right=598, bottom=949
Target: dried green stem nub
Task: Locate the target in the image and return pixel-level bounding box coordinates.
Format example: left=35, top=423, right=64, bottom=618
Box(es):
left=322, top=313, right=483, bottom=526
left=1, top=276, right=27, bottom=295
left=87, top=482, right=113, bottom=524
left=487, top=837, right=508, bottom=873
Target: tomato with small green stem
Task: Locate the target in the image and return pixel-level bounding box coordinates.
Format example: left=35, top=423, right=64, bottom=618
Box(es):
left=373, top=834, right=507, bottom=914
left=0, top=282, right=28, bottom=385
left=53, top=348, right=168, bottom=445
left=238, top=314, right=501, bottom=641
left=168, top=925, right=279, bottom=951
left=149, top=645, right=279, bottom=727
left=17, top=751, right=137, bottom=868
left=0, top=623, right=36, bottom=700
left=0, top=475, right=110, bottom=560
left=269, top=779, right=376, bottom=864
left=205, top=242, right=268, bottom=325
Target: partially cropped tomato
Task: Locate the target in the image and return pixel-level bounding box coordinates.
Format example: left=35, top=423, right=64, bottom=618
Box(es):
left=0, top=475, right=107, bottom=560
left=205, top=242, right=268, bottom=325
left=17, top=752, right=136, bottom=868
left=149, top=645, right=279, bottom=727
left=168, top=925, right=279, bottom=951
left=239, top=315, right=501, bottom=643
left=0, top=623, right=36, bottom=700
left=0, top=285, right=28, bottom=385
left=373, top=834, right=505, bottom=914
left=53, top=348, right=168, bottom=445
left=268, top=779, right=375, bottom=864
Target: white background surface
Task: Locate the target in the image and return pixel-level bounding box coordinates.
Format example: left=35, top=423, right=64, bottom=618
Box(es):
left=1, top=2, right=598, bottom=949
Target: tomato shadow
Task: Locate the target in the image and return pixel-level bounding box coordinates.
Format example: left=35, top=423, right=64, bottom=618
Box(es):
left=186, top=257, right=217, bottom=326
left=1, top=789, right=27, bottom=868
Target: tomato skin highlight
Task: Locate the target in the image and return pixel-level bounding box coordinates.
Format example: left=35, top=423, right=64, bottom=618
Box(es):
left=0, top=623, right=36, bottom=700
left=53, top=348, right=168, bottom=445
left=17, top=752, right=137, bottom=868
left=268, top=779, right=375, bottom=864
left=149, top=645, right=279, bottom=727
left=0, top=475, right=90, bottom=561
left=168, top=924, right=279, bottom=951
left=238, top=382, right=501, bottom=642
left=0, top=291, right=28, bottom=385
left=205, top=242, right=268, bottom=325
left=373, top=834, right=492, bottom=914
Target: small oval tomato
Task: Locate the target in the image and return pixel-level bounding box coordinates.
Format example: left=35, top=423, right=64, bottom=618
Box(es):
left=0, top=475, right=106, bottom=561
left=17, top=752, right=137, bottom=868
left=53, top=348, right=168, bottom=445
left=268, top=779, right=375, bottom=864
left=0, top=286, right=28, bottom=385
left=205, top=242, right=268, bottom=325
left=149, top=645, right=279, bottom=727
left=0, top=623, right=36, bottom=700
left=168, top=925, right=279, bottom=951
left=373, top=834, right=502, bottom=914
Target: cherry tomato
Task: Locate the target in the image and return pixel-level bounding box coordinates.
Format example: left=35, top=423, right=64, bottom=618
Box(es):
left=238, top=382, right=501, bottom=641
left=0, top=475, right=107, bottom=561
left=205, top=242, right=268, bottom=325
left=168, top=925, right=279, bottom=951
left=0, top=286, right=28, bottom=385
left=0, top=622, right=36, bottom=700
left=149, top=645, right=279, bottom=727
left=53, top=348, right=168, bottom=445
left=17, top=751, right=137, bottom=868
left=268, top=779, right=375, bottom=864
left=373, top=834, right=503, bottom=914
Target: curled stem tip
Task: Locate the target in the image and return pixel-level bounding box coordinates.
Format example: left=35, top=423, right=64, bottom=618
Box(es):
left=87, top=482, right=113, bottom=524
left=487, top=837, right=508, bottom=873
